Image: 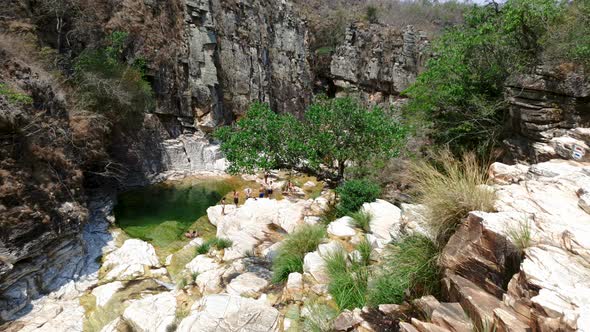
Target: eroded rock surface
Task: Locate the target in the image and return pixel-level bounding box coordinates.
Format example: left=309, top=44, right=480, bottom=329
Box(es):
left=177, top=294, right=280, bottom=332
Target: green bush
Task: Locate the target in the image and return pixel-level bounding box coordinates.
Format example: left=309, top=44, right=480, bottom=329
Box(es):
left=350, top=210, right=373, bottom=233
left=543, top=1, right=590, bottom=69
left=368, top=234, right=440, bottom=306
left=272, top=224, right=326, bottom=283
left=74, top=31, right=153, bottom=121
left=411, top=149, right=496, bottom=246
left=365, top=5, right=379, bottom=24
left=336, top=179, right=381, bottom=216
left=404, top=0, right=565, bottom=152
left=325, top=248, right=368, bottom=310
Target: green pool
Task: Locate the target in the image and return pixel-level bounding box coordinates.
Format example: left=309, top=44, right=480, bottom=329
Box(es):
left=114, top=177, right=234, bottom=249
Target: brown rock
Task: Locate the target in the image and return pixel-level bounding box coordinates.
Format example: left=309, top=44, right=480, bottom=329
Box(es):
left=440, top=213, right=521, bottom=298
left=411, top=318, right=452, bottom=332
left=431, top=303, right=473, bottom=332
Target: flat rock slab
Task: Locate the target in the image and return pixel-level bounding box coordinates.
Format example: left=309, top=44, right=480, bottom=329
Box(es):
left=123, top=291, right=177, bottom=332
left=226, top=272, right=269, bottom=297
left=102, top=239, right=160, bottom=282
left=177, top=294, right=279, bottom=332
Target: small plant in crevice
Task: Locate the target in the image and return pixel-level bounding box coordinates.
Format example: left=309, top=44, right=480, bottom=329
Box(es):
left=325, top=247, right=369, bottom=310
left=506, top=216, right=534, bottom=254
left=411, top=149, right=496, bottom=247
left=367, top=234, right=440, bottom=306
left=272, top=224, right=326, bottom=283
left=350, top=210, right=373, bottom=233
left=195, top=237, right=233, bottom=255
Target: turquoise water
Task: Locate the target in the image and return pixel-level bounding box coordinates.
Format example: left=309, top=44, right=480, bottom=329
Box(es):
left=114, top=178, right=233, bottom=248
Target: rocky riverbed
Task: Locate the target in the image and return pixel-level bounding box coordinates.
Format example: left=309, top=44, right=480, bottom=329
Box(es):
left=3, top=159, right=590, bottom=332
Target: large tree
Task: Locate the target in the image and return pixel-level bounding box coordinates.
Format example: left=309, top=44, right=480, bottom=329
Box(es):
left=214, top=97, right=406, bottom=180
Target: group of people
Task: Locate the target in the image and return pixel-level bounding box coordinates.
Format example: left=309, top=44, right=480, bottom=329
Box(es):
left=220, top=173, right=279, bottom=215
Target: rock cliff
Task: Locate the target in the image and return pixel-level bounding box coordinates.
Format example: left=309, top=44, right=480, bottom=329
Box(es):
left=505, top=65, right=590, bottom=163
left=328, top=23, right=428, bottom=105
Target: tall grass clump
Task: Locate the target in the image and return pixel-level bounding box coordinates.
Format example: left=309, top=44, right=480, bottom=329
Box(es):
left=368, top=234, right=440, bottom=306
left=411, top=149, right=496, bottom=246
left=272, top=224, right=326, bottom=283
left=325, top=247, right=369, bottom=310
left=196, top=237, right=233, bottom=255
left=350, top=210, right=373, bottom=232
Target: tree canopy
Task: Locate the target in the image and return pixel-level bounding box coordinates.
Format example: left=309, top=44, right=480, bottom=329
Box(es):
left=403, top=0, right=572, bottom=154
left=214, top=97, right=406, bottom=180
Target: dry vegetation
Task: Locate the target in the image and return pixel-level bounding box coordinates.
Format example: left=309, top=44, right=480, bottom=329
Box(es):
left=292, top=0, right=472, bottom=51
left=411, top=149, right=496, bottom=246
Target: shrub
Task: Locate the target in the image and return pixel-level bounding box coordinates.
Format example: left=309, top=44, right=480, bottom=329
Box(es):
left=368, top=234, right=440, bottom=306
left=272, top=224, right=326, bottom=283
left=404, top=0, right=564, bottom=152
left=325, top=248, right=368, bottom=310
left=411, top=149, right=496, bottom=246
left=336, top=179, right=381, bottom=216
left=350, top=210, right=373, bottom=233
left=365, top=5, right=379, bottom=24
left=74, top=31, right=153, bottom=122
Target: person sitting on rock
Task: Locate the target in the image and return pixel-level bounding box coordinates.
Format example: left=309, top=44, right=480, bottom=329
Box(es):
left=184, top=231, right=192, bottom=239
left=191, top=230, right=198, bottom=238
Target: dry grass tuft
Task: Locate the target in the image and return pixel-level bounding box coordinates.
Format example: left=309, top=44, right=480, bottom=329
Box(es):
left=411, top=149, right=496, bottom=246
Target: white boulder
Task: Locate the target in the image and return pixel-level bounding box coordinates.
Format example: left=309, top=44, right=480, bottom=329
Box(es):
left=177, top=294, right=280, bottom=332
left=361, top=199, right=402, bottom=242
left=207, top=198, right=309, bottom=260
left=92, top=281, right=124, bottom=307
left=185, top=255, right=220, bottom=275
left=226, top=272, right=269, bottom=297
left=195, top=268, right=225, bottom=295
left=303, top=252, right=329, bottom=284
left=102, top=239, right=160, bottom=282
left=284, top=272, right=304, bottom=301
left=327, top=217, right=356, bottom=238
left=122, top=292, right=177, bottom=332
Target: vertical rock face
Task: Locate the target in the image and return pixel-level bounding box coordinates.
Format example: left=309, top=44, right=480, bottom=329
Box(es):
left=504, top=65, right=590, bottom=162
left=177, top=0, right=312, bottom=132
left=111, top=0, right=313, bottom=178
left=329, top=23, right=428, bottom=104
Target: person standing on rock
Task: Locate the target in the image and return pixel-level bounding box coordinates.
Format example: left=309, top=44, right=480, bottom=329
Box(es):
left=245, top=187, right=252, bottom=200
left=259, top=185, right=265, bottom=198
left=267, top=181, right=274, bottom=198
left=221, top=197, right=226, bottom=215
left=233, top=190, right=239, bottom=207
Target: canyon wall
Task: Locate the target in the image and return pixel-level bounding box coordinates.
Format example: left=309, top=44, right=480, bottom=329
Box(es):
left=328, top=23, right=428, bottom=105
left=504, top=65, right=590, bottom=162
